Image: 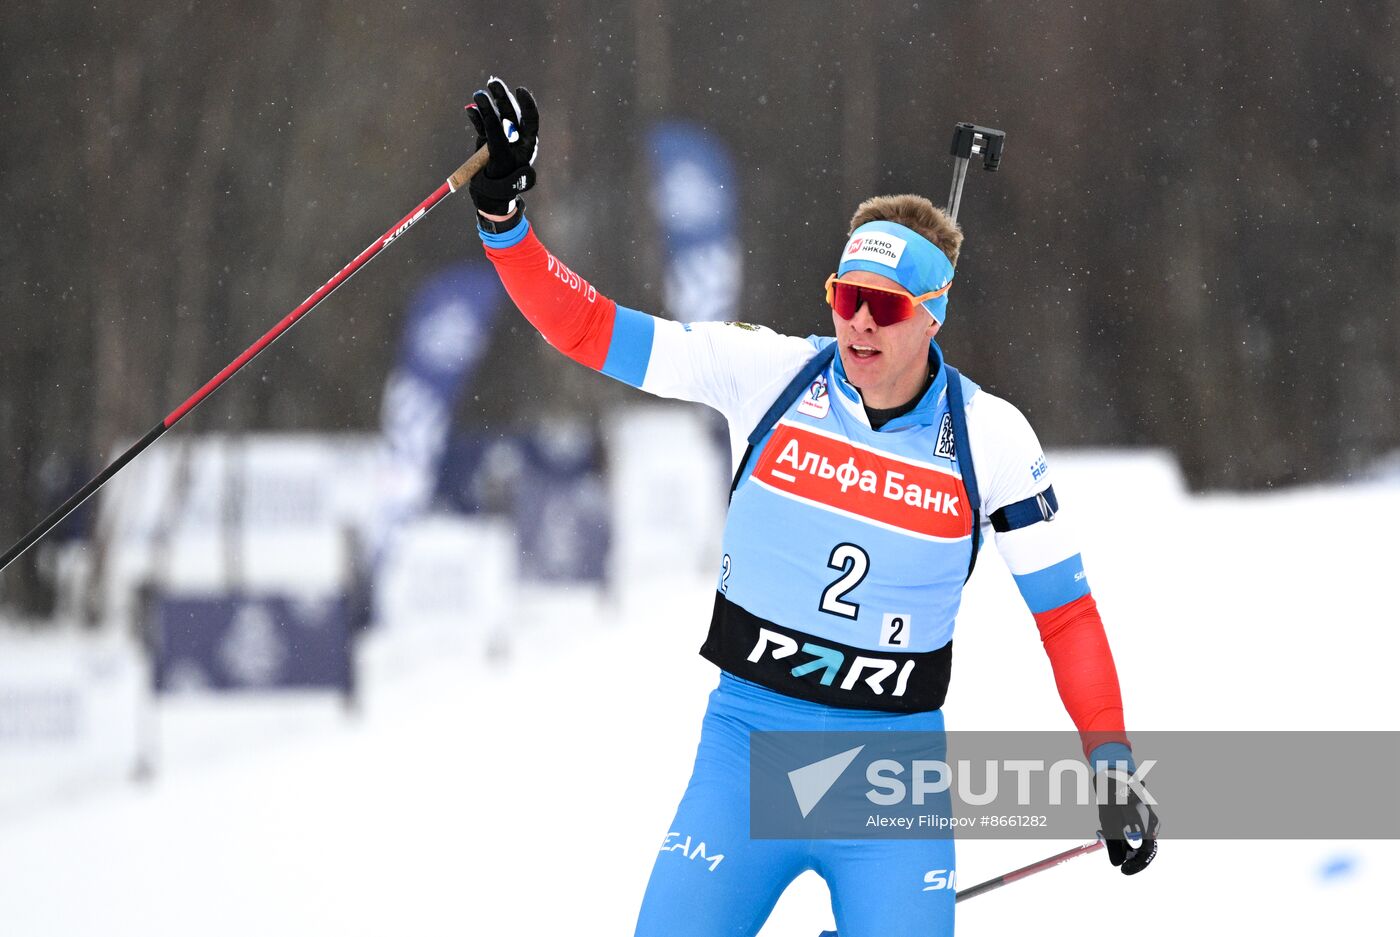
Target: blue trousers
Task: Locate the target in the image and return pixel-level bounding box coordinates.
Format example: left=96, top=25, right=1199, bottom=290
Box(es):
left=634, top=673, right=955, bottom=937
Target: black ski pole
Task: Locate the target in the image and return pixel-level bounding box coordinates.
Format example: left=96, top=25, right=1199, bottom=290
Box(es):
left=816, top=837, right=1103, bottom=936
left=954, top=836, right=1104, bottom=903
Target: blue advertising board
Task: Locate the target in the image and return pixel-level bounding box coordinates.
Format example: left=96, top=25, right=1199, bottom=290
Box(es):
left=435, top=427, right=610, bottom=584
left=152, top=594, right=352, bottom=694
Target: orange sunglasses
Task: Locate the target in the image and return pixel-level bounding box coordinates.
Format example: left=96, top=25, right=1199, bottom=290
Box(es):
left=824, top=274, right=950, bottom=326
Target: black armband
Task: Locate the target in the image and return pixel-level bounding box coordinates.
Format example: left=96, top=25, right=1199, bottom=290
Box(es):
left=989, top=485, right=1058, bottom=532
left=476, top=200, right=525, bottom=235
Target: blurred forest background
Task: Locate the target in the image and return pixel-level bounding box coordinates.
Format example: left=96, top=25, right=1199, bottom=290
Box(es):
left=1, top=0, right=1397, bottom=611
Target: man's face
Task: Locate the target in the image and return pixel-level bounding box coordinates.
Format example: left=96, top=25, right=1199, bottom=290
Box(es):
left=831, top=270, right=941, bottom=409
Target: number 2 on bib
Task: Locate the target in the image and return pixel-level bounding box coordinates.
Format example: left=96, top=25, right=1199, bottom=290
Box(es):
left=819, top=543, right=868, bottom=619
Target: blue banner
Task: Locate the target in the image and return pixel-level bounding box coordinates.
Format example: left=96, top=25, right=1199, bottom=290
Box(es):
left=372, top=263, right=505, bottom=565
left=381, top=262, right=504, bottom=474
left=512, top=427, right=610, bottom=583
left=435, top=427, right=610, bottom=584
left=152, top=594, right=352, bottom=693
left=646, top=120, right=742, bottom=322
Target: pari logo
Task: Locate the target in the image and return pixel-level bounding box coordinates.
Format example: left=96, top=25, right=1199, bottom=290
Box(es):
left=843, top=232, right=907, bottom=269
left=797, top=373, right=831, bottom=419
left=749, top=628, right=916, bottom=698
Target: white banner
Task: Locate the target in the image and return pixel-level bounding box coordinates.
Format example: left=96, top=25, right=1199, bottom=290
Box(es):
left=0, top=631, right=145, bottom=813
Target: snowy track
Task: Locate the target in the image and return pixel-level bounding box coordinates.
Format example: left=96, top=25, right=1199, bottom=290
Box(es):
left=2, top=455, right=1396, bottom=935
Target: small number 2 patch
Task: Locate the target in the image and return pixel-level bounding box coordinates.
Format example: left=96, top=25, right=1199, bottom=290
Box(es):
left=880, top=612, right=911, bottom=648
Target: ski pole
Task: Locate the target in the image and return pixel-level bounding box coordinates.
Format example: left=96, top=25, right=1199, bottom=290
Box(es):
left=816, top=837, right=1102, bottom=936
left=954, top=835, right=1104, bottom=903
left=945, top=122, right=1006, bottom=222
left=0, top=146, right=490, bottom=575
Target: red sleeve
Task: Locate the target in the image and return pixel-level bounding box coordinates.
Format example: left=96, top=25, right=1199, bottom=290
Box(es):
left=1032, top=593, right=1131, bottom=758
left=482, top=227, right=618, bottom=370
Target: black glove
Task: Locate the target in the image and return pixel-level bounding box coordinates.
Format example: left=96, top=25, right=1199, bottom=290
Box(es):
left=1094, top=766, right=1160, bottom=875
left=465, top=77, right=539, bottom=216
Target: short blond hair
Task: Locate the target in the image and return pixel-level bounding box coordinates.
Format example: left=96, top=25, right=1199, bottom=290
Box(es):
left=849, top=194, right=963, bottom=266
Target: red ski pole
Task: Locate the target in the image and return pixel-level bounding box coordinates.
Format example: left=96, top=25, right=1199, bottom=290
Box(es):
left=0, top=146, right=490, bottom=575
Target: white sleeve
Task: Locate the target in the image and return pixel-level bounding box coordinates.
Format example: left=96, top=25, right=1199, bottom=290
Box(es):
left=965, top=390, right=1050, bottom=516
left=639, top=319, right=819, bottom=436
left=964, top=389, right=1081, bottom=578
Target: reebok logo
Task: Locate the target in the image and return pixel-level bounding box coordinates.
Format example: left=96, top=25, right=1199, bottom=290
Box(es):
left=788, top=745, right=865, bottom=818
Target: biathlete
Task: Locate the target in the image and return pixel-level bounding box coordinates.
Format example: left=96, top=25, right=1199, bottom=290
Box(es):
left=465, top=77, right=1158, bottom=937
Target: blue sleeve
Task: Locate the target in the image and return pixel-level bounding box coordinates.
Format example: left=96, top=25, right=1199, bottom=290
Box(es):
left=1088, top=741, right=1137, bottom=774
left=1011, top=553, right=1091, bottom=614
left=477, top=215, right=532, bottom=249
left=599, top=304, right=656, bottom=388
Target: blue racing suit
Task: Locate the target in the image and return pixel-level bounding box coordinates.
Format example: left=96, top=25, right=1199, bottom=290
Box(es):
left=478, top=217, right=1133, bottom=936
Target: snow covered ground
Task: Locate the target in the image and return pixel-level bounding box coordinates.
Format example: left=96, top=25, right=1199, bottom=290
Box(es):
left=1, top=451, right=1396, bottom=936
